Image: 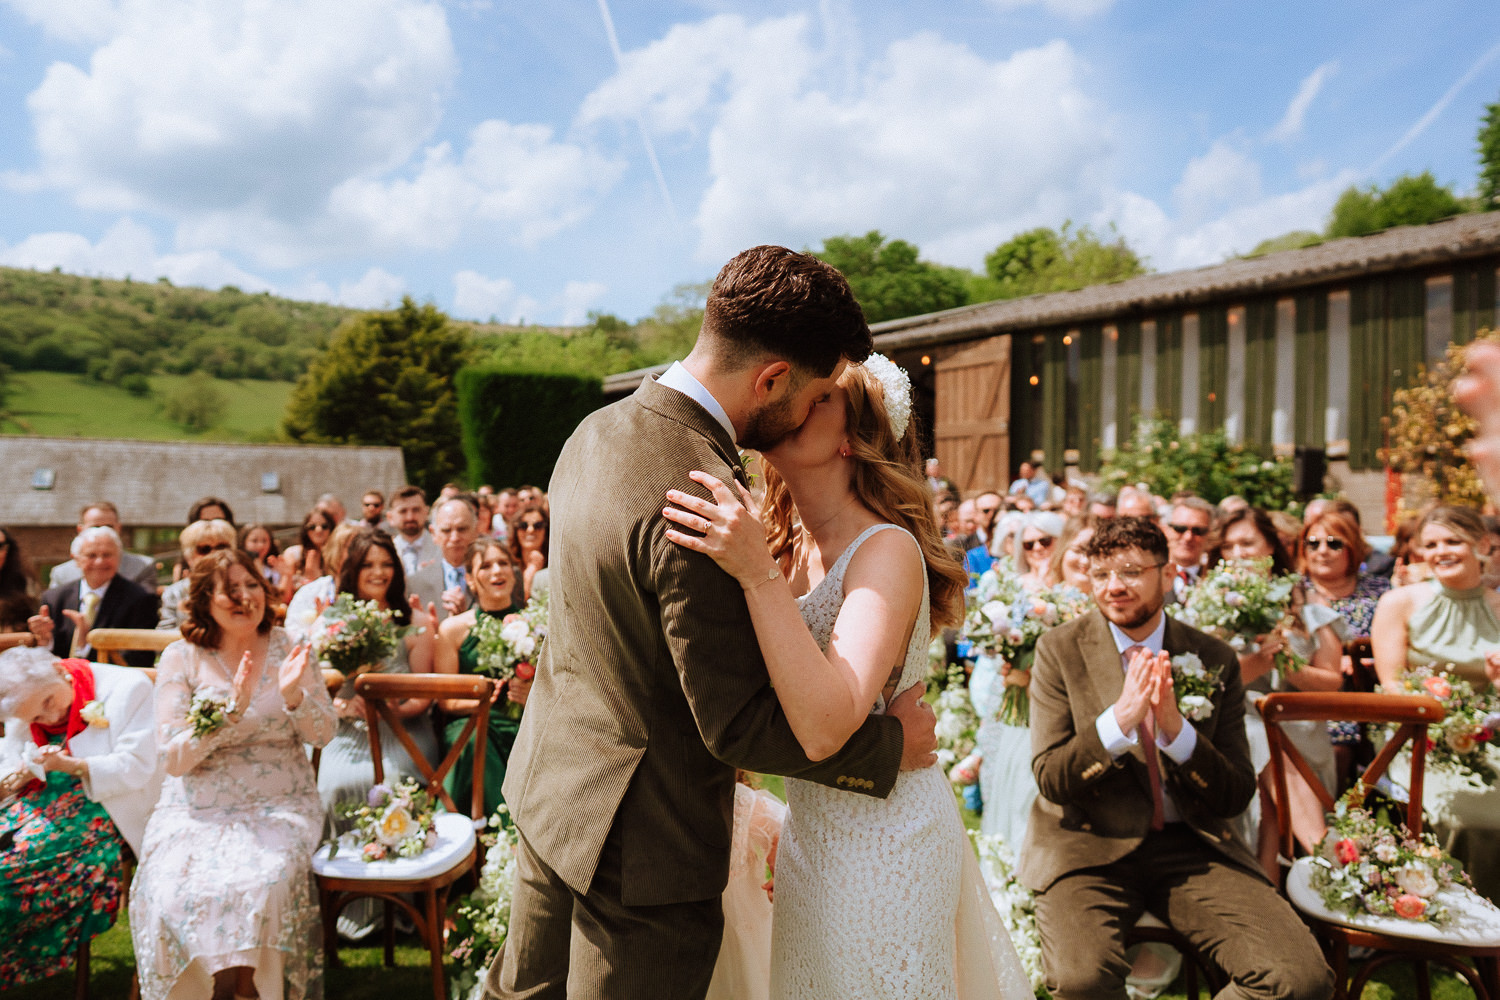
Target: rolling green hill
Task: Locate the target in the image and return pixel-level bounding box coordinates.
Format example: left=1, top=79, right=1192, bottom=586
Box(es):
left=1, top=371, right=294, bottom=441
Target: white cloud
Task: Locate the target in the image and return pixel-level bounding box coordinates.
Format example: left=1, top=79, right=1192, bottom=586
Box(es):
left=0, top=217, right=271, bottom=289
left=452, top=270, right=607, bottom=325
left=1, top=0, right=122, bottom=44
left=1173, top=140, right=1262, bottom=225
left=1270, top=61, right=1337, bottom=143
left=332, top=267, right=406, bottom=310
left=583, top=19, right=1112, bottom=269
left=984, top=0, right=1114, bottom=19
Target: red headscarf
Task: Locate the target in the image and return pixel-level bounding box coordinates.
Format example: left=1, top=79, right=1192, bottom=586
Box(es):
left=29, top=657, right=97, bottom=751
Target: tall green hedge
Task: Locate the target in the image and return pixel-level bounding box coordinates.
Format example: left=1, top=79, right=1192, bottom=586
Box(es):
left=456, top=366, right=605, bottom=489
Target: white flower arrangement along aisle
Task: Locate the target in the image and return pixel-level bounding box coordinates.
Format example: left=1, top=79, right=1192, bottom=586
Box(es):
left=447, top=809, right=519, bottom=1000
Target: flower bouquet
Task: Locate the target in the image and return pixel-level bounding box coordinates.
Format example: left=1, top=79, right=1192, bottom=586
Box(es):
left=330, top=777, right=438, bottom=863
left=1169, top=651, right=1222, bottom=722
left=963, top=576, right=1090, bottom=725
left=971, top=831, right=1046, bottom=994
left=1307, top=790, right=1469, bottom=924
left=1382, top=664, right=1500, bottom=788
left=467, top=593, right=548, bottom=719
left=932, top=662, right=980, bottom=771
left=186, top=690, right=230, bottom=738
left=448, top=808, right=519, bottom=1000
left=309, top=594, right=410, bottom=677
left=1168, top=557, right=1305, bottom=683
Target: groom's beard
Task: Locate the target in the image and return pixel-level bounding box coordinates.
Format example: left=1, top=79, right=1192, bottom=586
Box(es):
left=738, top=395, right=800, bottom=452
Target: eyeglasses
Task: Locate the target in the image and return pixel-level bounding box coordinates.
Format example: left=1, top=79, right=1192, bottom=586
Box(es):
left=1305, top=536, right=1346, bottom=552
left=1021, top=538, right=1054, bottom=551
left=519, top=522, right=545, bottom=532
left=1087, top=563, right=1166, bottom=587
left=194, top=543, right=231, bottom=556
left=1168, top=523, right=1210, bottom=537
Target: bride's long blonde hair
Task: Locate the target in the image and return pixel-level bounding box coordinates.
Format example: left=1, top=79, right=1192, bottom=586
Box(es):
left=760, top=364, right=967, bottom=630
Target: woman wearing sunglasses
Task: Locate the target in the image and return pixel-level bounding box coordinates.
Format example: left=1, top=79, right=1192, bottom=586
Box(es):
left=157, top=519, right=237, bottom=630
left=507, top=504, right=550, bottom=603
left=1009, top=511, right=1064, bottom=593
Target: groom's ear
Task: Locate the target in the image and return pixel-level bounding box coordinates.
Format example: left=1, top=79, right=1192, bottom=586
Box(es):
left=751, top=360, right=793, bottom=402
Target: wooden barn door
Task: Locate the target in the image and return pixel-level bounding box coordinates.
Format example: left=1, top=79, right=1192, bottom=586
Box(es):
left=934, top=336, right=1011, bottom=494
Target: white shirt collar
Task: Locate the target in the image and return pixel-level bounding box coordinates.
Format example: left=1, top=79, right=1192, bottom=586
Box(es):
left=657, top=362, right=736, bottom=444
left=1107, top=611, right=1166, bottom=658
left=79, top=578, right=110, bottom=603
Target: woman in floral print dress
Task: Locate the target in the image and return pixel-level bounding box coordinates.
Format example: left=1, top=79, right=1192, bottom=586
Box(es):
left=130, top=550, right=336, bottom=1000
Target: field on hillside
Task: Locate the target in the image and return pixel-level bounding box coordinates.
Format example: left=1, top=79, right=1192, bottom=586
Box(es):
left=1, top=371, right=295, bottom=441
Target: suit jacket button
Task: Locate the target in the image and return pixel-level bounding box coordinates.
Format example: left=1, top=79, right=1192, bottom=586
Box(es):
left=1081, top=822, right=1092, bottom=831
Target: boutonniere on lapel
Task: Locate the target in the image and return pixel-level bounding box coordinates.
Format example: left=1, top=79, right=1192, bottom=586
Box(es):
left=1170, top=652, right=1221, bottom=722
left=737, top=450, right=758, bottom=488
left=80, top=700, right=109, bottom=728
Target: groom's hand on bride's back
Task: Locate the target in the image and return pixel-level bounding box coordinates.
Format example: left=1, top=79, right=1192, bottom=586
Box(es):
left=889, top=684, right=938, bottom=770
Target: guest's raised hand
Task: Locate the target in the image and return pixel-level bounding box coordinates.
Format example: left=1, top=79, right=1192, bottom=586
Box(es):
left=1484, top=649, right=1500, bottom=685
left=1112, top=645, right=1156, bottom=733
left=507, top=674, right=532, bottom=706
left=889, top=683, right=938, bottom=770
left=27, top=605, right=53, bottom=647
left=278, top=643, right=313, bottom=709
left=229, top=650, right=255, bottom=718
left=663, top=471, right=776, bottom=588
left=1150, top=652, right=1183, bottom=742
left=442, top=586, right=469, bottom=617
left=60, top=607, right=90, bottom=644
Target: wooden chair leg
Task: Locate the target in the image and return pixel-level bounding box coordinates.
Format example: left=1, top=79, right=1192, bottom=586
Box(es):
left=74, top=936, right=90, bottom=1000
left=1330, top=941, right=1349, bottom=1000
left=1416, top=959, right=1432, bottom=1000
left=321, top=888, right=342, bottom=970
left=384, top=898, right=396, bottom=967
left=1183, top=951, right=1198, bottom=1000
left=427, top=889, right=445, bottom=1000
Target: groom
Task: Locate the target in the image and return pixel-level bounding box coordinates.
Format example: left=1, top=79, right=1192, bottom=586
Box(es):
left=488, top=246, right=939, bottom=1000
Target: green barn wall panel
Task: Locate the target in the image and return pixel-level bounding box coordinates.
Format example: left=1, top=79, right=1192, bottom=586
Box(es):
left=1198, top=306, right=1228, bottom=432
left=1243, top=299, right=1277, bottom=449
left=1295, top=292, right=1329, bottom=448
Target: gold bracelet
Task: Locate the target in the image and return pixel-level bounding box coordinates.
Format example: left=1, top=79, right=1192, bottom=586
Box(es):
left=744, top=565, right=780, bottom=592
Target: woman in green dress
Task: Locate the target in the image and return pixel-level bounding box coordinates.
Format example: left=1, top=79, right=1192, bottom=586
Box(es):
left=435, top=538, right=530, bottom=818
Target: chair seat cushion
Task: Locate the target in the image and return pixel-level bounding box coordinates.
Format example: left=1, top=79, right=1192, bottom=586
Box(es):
left=312, top=810, right=476, bottom=881
left=1286, top=857, right=1500, bottom=947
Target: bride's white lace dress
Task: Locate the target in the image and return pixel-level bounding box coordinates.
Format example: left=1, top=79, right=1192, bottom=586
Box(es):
left=771, top=524, right=1032, bottom=1000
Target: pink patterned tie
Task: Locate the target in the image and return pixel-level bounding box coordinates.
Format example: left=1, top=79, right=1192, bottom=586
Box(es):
left=1125, top=645, right=1166, bottom=831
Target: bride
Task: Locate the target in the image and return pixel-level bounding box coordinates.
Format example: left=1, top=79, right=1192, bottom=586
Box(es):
left=664, top=356, right=1030, bottom=999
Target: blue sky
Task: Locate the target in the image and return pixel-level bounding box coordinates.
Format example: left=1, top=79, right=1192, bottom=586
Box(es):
left=1, top=0, right=1498, bottom=326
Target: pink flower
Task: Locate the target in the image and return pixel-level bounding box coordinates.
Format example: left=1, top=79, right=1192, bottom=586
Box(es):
left=1423, top=675, right=1452, bottom=699
left=503, top=613, right=524, bottom=624
left=362, top=842, right=388, bottom=861
left=514, top=660, right=535, bottom=681
left=1392, top=894, right=1428, bottom=919
left=1335, top=838, right=1360, bottom=865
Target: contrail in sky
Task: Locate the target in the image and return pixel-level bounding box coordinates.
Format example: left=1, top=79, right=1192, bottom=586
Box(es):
left=1368, top=38, right=1500, bottom=177
left=596, top=0, right=681, bottom=227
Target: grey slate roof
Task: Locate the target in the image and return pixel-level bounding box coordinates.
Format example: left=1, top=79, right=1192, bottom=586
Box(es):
left=602, top=212, right=1500, bottom=394
left=0, top=436, right=407, bottom=527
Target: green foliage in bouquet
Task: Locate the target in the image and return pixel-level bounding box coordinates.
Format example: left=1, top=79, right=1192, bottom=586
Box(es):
left=457, top=366, right=604, bottom=490
left=466, top=593, right=548, bottom=719
left=1383, top=664, right=1500, bottom=788
left=308, top=594, right=410, bottom=677
left=1098, top=418, right=1296, bottom=509
left=963, top=570, right=1090, bottom=725
left=1168, top=557, right=1305, bottom=680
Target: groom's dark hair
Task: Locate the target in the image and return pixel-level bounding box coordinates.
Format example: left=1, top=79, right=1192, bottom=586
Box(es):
left=702, top=245, right=872, bottom=377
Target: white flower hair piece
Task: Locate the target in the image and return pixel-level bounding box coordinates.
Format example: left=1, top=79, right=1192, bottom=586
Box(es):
left=862, top=353, right=912, bottom=441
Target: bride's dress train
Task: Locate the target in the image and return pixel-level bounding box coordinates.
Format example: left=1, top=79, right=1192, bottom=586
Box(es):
left=770, top=524, right=1033, bottom=1000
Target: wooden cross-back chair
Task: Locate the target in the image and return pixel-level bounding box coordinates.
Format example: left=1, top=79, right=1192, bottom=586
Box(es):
left=87, top=628, right=179, bottom=666
left=311, top=673, right=496, bottom=1000
left=1260, top=691, right=1500, bottom=1000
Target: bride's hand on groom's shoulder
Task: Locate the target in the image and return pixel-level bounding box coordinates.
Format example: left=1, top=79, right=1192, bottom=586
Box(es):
left=888, top=684, right=938, bottom=771
left=663, top=471, right=778, bottom=587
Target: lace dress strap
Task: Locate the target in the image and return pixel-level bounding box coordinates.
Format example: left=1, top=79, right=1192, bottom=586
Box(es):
left=824, top=523, right=909, bottom=589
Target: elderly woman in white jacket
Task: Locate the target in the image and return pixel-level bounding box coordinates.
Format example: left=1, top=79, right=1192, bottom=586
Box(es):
left=0, top=647, right=163, bottom=988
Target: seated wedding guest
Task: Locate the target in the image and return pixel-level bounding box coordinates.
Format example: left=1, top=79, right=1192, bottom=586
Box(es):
left=30, top=527, right=159, bottom=667
left=1089, top=492, right=1117, bottom=519
left=354, top=490, right=387, bottom=529
left=130, top=548, right=335, bottom=1000
left=317, top=493, right=347, bottom=526
left=282, top=523, right=358, bottom=643
left=1372, top=504, right=1500, bottom=901
left=238, top=522, right=285, bottom=596
left=434, top=538, right=527, bottom=818
left=1019, top=516, right=1333, bottom=1000
left=1217, top=494, right=1250, bottom=517
left=1268, top=509, right=1303, bottom=558
left=1114, top=486, right=1155, bottom=519
left=509, top=504, right=550, bottom=603
left=0, top=646, right=163, bottom=990
left=187, top=496, right=235, bottom=527
left=0, top=525, right=42, bottom=651
left=158, top=520, right=236, bottom=630
left=1012, top=512, right=1065, bottom=592
left=49, top=501, right=159, bottom=591
left=407, top=496, right=479, bottom=621
left=281, top=507, right=336, bottom=595
left=317, top=528, right=439, bottom=940
left=1388, top=512, right=1432, bottom=586
left=1048, top=514, right=1097, bottom=593
left=1210, top=507, right=1343, bottom=878
left=492, top=489, right=519, bottom=543
left=1162, top=497, right=1213, bottom=603
left=1061, top=484, right=1088, bottom=518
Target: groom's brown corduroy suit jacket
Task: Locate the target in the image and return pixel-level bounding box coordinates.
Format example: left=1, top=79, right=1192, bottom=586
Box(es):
left=503, top=377, right=904, bottom=907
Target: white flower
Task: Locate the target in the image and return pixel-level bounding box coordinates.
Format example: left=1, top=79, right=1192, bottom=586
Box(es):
left=1179, top=695, right=1212, bottom=721
left=375, top=804, right=420, bottom=847
left=1392, top=864, right=1439, bottom=899
left=499, top=620, right=530, bottom=645
left=1374, top=842, right=1399, bottom=863
left=980, top=601, right=1008, bottom=627
left=862, top=353, right=913, bottom=440
left=79, top=700, right=110, bottom=728
left=1171, top=652, right=1206, bottom=678
left=1227, top=635, right=1247, bottom=652
left=513, top=635, right=536, bottom=657
left=1224, top=592, right=1245, bottom=607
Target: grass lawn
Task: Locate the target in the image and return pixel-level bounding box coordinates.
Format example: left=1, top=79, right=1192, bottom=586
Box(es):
left=1, top=370, right=294, bottom=441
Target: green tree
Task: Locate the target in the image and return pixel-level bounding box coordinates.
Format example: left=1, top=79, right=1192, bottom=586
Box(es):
left=813, top=231, right=969, bottom=323
left=983, top=222, right=1147, bottom=300
left=164, top=372, right=228, bottom=431
left=283, top=297, right=474, bottom=495
left=1479, top=94, right=1500, bottom=210
left=1326, top=172, right=1466, bottom=239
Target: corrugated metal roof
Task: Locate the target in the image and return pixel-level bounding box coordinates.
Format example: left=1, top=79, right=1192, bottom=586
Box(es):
left=0, top=436, right=407, bottom=527
left=602, top=213, right=1500, bottom=394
